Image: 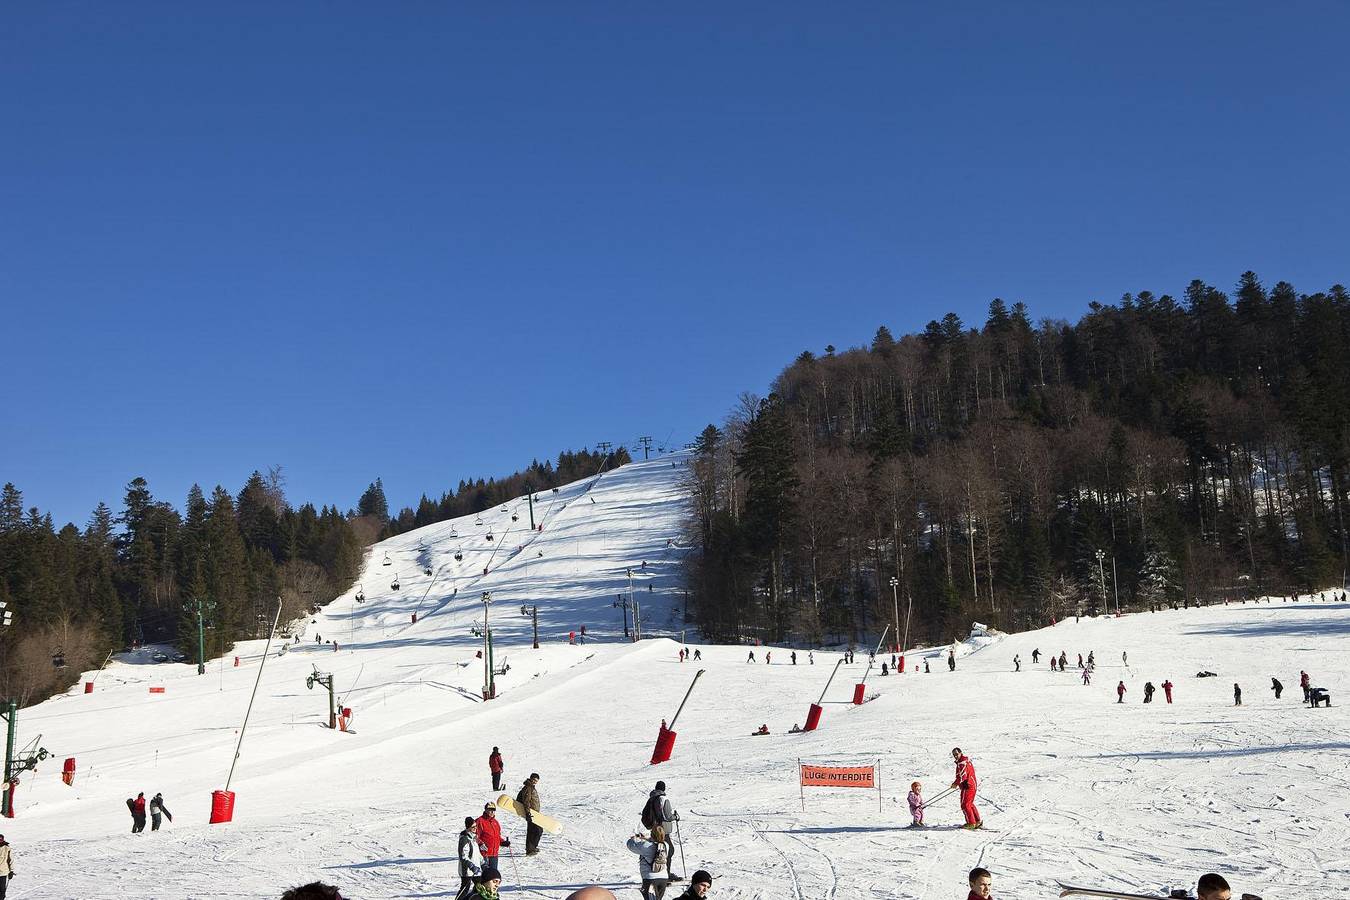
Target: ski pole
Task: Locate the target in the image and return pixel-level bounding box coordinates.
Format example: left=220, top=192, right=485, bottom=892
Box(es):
left=976, top=792, right=1005, bottom=813
left=675, top=818, right=688, bottom=881
left=505, top=842, right=521, bottom=887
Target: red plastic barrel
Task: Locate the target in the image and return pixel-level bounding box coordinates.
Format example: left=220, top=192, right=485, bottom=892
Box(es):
left=651, top=725, right=677, bottom=764
left=149, top=686, right=165, bottom=694
left=411, top=613, right=417, bottom=624
left=4, top=780, right=15, bottom=817
left=898, top=654, right=905, bottom=673
left=62, top=757, right=76, bottom=786
left=803, top=702, right=823, bottom=731
left=209, top=789, right=235, bottom=824
left=234, top=656, right=240, bottom=667
left=852, top=683, right=866, bottom=705
left=84, top=682, right=94, bottom=693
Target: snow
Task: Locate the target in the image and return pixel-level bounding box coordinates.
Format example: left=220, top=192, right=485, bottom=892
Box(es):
left=9, top=453, right=1349, bottom=899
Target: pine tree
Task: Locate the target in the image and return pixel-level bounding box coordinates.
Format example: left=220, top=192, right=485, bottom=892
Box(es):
left=1137, top=540, right=1180, bottom=608
left=358, top=478, right=389, bottom=522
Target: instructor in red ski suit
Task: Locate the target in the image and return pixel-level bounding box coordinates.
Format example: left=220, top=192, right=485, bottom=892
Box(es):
left=950, top=748, right=982, bottom=829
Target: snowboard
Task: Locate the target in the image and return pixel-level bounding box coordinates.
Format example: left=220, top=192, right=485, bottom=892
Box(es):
left=496, top=793, right=563, bottom=835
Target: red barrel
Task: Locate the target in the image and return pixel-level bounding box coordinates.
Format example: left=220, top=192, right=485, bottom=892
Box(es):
left=234, top=656, right=240, bottom=667
left=84, top=682, right=94, bottom=693
left=4, top=780, right=16, bottom=817
left=852, top=683, right=866, bottom=705
left=898, top=654, right=905, bottom=673
left=62, top=757, right=76, bottom=786
left=650, top=725, right=677, bottom=764
left=149, top=686, right=165, bottom=694
left=411, top=613, right=417, bottom=624
left=803, top=702, right=823, bottom=731
left=209, top=789, right=235, bottom=824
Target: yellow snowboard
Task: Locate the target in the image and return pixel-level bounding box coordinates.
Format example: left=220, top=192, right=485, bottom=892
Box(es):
left=496, top=793, right=564, bottom=835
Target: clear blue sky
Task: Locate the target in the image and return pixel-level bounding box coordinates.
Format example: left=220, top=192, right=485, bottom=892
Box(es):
left=6, top=3, right=1349, bottom=527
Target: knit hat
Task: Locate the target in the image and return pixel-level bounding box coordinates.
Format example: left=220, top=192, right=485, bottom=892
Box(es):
left=484, top=802, right=496, bottom=810
left=478, top=866, right=502, bottom=883
left=692, top=871, right=713, bottom=886
left=465, top=817, right=475, bottom=828
left=530, top=772, right=540, bottom=780
left=655, top=780, right=666, bottom=791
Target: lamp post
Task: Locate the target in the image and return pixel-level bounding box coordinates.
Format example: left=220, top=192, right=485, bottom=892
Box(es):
left=889, top=577, right=900, bottom=654
left=482, top=592, right=494, bottom=700
left=1111, top=556, right=1121, bottom=616
left=1095, top=549, right=1108, bottom=614
left=613, top=596, right=630, bottom=638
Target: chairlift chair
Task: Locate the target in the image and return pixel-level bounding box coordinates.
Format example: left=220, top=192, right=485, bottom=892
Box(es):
left=455, top=548, right=464, bottom=562
left=511, top=513, right=519, bottom=522
left=391, top=575, right=401, bottom=591
left=382, top=553, right=391, bottom=567
left=424, top=566, right=433, bottom=576
left=486, top=532, right=494, bottom=542
left=475, top=515, right=483, bottom=525
left=500, top=505, right=508, bottom=513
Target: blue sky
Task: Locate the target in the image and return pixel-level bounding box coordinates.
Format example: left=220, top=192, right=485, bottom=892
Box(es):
left=5, top=3, right=1349, bottom=526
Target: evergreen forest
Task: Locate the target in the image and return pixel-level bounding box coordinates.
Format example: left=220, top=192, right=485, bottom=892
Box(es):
left=685, top=273, right=1350, bottom=647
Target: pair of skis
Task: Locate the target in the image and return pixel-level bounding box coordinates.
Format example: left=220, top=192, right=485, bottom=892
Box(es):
left=1058, top=882, right=1261, bottom=900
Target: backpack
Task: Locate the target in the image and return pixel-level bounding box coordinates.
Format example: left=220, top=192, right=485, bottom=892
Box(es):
left=649, top=842, right=667, bottom=874
left=640, top=794, right=663, bottom=829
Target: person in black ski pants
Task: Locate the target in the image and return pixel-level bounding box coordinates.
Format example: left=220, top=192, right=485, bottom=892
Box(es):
left=1270, top=677, right=1283, bottom=699
left=1233, top=683, right=1242, bottom=706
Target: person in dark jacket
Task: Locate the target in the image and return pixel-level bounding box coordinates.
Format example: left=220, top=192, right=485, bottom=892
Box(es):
left=645, top=781, right=681, bottom=880
left=1270, top=677, right=1283, bottom=699
left=1233, top=683, right=1242, bottom=706
left=517, top=774, right=543, bottom=855
left=947, top=650, right=956, bottom=671
left=1143, top=682, right=1155, bottom=703
left=149, top=792, right=172, bottom=831
left=672, top=870, right=712, bottom=899
left=489, top=747, right=504, bottom=792
left=128, top=792, right=147, bottom=833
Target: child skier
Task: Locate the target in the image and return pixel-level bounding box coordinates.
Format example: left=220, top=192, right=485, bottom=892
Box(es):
left=907, top=782, right=924, bottom=827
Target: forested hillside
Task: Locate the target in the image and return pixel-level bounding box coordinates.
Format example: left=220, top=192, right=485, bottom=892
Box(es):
left=687, top=273, right=1350, bottom=646
left=0, top=447, right=631, bottom=705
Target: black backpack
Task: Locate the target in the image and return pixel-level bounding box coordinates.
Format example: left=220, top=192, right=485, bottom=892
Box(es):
left=640, top=794, right=663, bottom=829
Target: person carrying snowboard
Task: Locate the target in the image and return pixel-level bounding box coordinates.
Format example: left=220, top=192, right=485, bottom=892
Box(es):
left=457, top=817, right=483, bottom=900
left=1271, top=677, right=1283, bottom=699
left=489, top=747, right=505, bottom=792
left=642, top=780, right=681, bottom=880
left=1116, top=681, right=1126, bottom=703
left=950, top=747, right=981, bottom=829
left=149, top=792, right=172, bottom=830
left=475, top=803, right=509, bottom=871
left=517, top=774, right=543, bottom=856
left=907, top=781, right=924, bottom=827
left=1162, top=679, right=1173, bottom=703
left=626, top=825, right=670, bottom=900
left=128, top=792, right=147, bottom=833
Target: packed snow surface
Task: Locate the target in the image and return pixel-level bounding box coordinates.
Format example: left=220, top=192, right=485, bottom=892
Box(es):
left=10, top=454, right=1349, bottom=898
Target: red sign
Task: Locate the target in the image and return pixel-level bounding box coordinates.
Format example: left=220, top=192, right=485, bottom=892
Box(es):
left=799, top=764, right=875, bottom=788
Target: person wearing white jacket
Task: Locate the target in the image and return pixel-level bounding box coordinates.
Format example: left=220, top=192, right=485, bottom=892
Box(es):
left=456, top=818, right=483, bottom=900
left=626, top=825, right=669, bottom=900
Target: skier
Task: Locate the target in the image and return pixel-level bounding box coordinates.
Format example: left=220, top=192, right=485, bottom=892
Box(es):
left=948, top=650, right=956, bottom=672
left=1116, top=681, right=1126, bottom=703
left=475, top=802, right=509, bottom=871
left=149, top=792, right=172, bottom=830
left=693, top=649, right=701, bottom=661
left=1081, top=668, right=1091, bottom=685
left=489, top=746, right=505, bottom=792
left=1013, top=655, right=1020, bottom=672
left=456, top=817, right=483, bottom=900
left=1271, top=677, right=1283, bottom=699
left=923, top=659, right=930, bottom=673
left=128, top=792, right=147, bottom=833
left=1162, top=679, right=1173, bottom=703
left=746, top=651, right=755, bottom=664
left=517, top=773, right=543, bottom=856
left=880, top=663, right=888, bottom=676
left=1122, top=650, right=1128, bottom=667
left=907, top=781, right=924, bottom=827
left=808, top=651, right=813, bottom=664
left=1031, top=648, right=1040, bottom=664
left=968, top=867, right=993, bottom=900
left=790, top=651, right=797, bottom=665
left=1050, top=656, right=1058, bottom=672
left=1077, top=654, right=1083, bottom=669
left=950, top=747, right=981, bottom=829
left=1087, top=651, right=1095, bottom=668
left=581, top=625, right=587, bottom=644
left=1058, top=651, right=1067, bottom=669
left=678, top=649, right=685, bottom=663
left=626, top=825, right=670, bottom=900
left=1233, top=683, right=1242, bottom=706
left=765, top=651, right=771, bottom=664
left=642, top=780, right=681, bottom=880
left=1143, top=682, right=1155, bottom=703
left=1300, top=670, right=1311, bottom=702
left=0, top=833, right=14, bottom=898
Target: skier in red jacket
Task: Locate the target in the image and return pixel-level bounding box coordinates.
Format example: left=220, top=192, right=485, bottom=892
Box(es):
left=475, top=802, right=510, bottom=871
left=1116, top=681, right=1126, bottom=703
left=950, top=748, right=982, bottom=829
left=1162, top=680, right=1173, bottom=704
left=489, top=747, right=504, bottom=792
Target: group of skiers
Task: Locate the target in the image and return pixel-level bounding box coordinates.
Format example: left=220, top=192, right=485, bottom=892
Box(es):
left=125, top=792, right=172, bottom=833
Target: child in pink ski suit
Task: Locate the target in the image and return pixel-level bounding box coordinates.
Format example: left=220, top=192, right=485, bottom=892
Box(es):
left=907, top=781, right=924, bottom=826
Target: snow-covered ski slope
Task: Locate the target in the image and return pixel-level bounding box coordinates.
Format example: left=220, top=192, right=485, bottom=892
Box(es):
left=8, top=451, right=1347, bottom=898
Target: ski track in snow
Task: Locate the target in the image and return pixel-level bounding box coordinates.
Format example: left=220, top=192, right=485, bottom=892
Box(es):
left=7, top=453, right=1350, bottom=898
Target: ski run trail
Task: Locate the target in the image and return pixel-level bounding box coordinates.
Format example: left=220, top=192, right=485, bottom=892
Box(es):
left=10, top=453, right=1349, bottom=898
